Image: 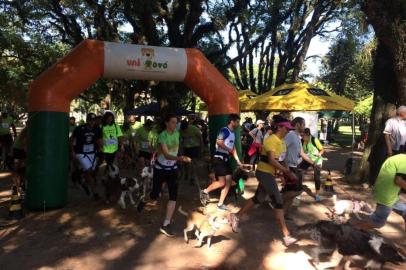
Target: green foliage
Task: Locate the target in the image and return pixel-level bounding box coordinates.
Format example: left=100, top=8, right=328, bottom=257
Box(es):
left=354, top=94, right=373, bottom=117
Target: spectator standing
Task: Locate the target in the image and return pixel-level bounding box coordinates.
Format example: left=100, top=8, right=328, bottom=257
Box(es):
left=384, top=105, right=406, bottom=157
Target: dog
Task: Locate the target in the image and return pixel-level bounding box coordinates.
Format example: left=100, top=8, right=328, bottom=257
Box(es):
left=330, top=194, right=373, bottom=221
left=140, top=165, right=153, bottom=197
left=178, top=206, right=229, bottom=250
left=296, top=220, right=405, bottom=270
left=104, top=164, right=143, bottom=209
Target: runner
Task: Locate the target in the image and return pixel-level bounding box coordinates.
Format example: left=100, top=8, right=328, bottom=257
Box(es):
left=180, top=119, right=203, bottom=184
left=11, top=127, right=27, bottom=191
left=0, top=111, right=17, bottom=169
left=69, top=116, right=76, bottom=138
left=200, top=114, right=243, bottom=211
left=70, top=113, right=102, bottom=200
left=300, top=128, right=325, bottom=202
left=149, top=114, right=191, bottom=237
left=135, top=119, right=154, bottom=169
left=229, top=117, right=298, bottom=246
left=102, top=111, right=124, bottom=168
left=282, top=117, right=320, bottom=214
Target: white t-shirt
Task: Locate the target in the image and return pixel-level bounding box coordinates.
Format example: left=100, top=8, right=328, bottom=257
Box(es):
left=285, top=131, right=303, bottom=167
left=250, top=128, right=264, bottom=144
left=383, top=117, right=406, bottom=151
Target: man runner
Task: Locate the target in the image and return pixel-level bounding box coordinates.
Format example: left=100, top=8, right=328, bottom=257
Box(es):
left=70, top=113, right=102, bottom=200
left=200, top=114, right=243, bottom=211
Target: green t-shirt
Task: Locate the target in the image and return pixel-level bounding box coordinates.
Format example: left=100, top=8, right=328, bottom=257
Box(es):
left=148, top=126, right=159, bottom=151
left=0, top=116, right=14, bottom=135
left=303, top=137, right=323, bottom=165
left=181, top=125, right=202, bottom=148
left=374, top=154, right=406, bottom=207
left=102, top=123, right=123, bottom=153
left=136, top=126, right=151, bottom=152
left=69, top=124, right=76, bottom=137
left=156, top=130, right=179, bottom=167
left=130, top=122, right=142, bottom=135
left=13, top=127, right=27, bottom=150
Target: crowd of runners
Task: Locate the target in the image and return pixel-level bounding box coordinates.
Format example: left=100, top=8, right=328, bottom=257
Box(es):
left=1, top=106, right=406, bottom=246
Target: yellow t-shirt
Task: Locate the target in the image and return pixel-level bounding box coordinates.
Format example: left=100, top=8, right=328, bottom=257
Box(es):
left=257, top=134, right=287, bottom=175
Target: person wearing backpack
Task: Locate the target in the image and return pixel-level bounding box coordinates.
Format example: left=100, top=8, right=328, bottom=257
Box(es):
left=102, top=111, right=124, bottom=168
left=300, top=128, right=325, bottom=202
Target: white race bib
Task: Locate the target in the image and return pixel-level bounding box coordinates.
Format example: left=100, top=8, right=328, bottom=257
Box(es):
left=158, top=156, right=177, bottom=167
left=83, top=144, right=94, bottom=153
left=107, top=138, right=118, bottom=146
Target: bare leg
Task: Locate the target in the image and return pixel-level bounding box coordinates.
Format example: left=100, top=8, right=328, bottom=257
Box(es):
left=218, top=175, right=232, bottom=205
left=283, top=191, right=301, bottom=212
left=274, top=209, right=290, bottom=237
left=165, top=200, right=176, bottom=222
left=204, top=177, right=225, bottom=193
left=236, top=198, right=255, bottom=218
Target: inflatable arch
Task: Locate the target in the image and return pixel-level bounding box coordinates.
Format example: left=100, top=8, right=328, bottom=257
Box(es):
left=27, top=40, right=239, bottom=210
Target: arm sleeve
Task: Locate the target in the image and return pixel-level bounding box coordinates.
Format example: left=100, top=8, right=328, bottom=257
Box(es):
left=383, top=119, right=393, bottom=134
left=217, top=128, right=230, bottom=140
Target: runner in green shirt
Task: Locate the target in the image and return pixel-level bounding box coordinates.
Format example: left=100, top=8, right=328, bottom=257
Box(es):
left=300, top=128, right=325, bottom=201
left=355, top=152, right=406, bottom=231
left=180, top=120, right=203, bottom=184
left=135, top=119, right=153, bottom=169
left=102, top=111, right=124, bottom=167
left=148, top=114, right=191, bottom=237
left=69, top=116, right=76, bottom=138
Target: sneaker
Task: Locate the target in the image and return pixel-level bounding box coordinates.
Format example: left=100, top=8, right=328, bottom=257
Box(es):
left=230, top=213, right=240, bottom=233
left=217, top=204, right=229, bottom=211
left=283, top=235, right=297, bottom=246
left=315, top=195, right=321, bottom=202
left=160, top=224, right=175, bottom=237
left=199, top=190, right=210, bottom=206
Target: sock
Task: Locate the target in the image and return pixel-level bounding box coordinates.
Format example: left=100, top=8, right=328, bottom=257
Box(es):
left=203, top=189, right=208, bottom=194
left=163, top=219, right=170, bottom=226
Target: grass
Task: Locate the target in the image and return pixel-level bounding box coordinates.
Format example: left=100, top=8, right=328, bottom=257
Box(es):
left=328, top=125, right=361, bottom=148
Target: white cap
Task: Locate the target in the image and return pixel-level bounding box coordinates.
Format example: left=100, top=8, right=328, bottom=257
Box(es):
left=256, top=119, right=265, bottom=125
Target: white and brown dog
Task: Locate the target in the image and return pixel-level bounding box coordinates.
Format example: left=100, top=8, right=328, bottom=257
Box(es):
left=104, top=164, right=143, bottom=209
left=331, top=194, right=373, bottom=221
left=178, top=206, right=229, bottom=250
left=140, top=165, right=153, bottom=198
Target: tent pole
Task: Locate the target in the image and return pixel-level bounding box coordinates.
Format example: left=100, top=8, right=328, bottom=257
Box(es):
left=352, top=112, right=355, bottom=153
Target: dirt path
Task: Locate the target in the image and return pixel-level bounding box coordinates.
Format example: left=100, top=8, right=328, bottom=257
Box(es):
left=0, top=146, right=405, bottom=270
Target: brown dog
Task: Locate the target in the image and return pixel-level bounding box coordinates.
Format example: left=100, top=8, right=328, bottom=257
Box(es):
left=178, top=206, right=228, bottom=250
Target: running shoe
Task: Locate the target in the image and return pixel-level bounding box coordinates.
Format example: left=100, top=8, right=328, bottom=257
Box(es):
left=229, top=213, right=240, bottom=233
left=199, top=190, right=210, bottom=206
left=160, top=224, right=175, bottom=237
left=217, top=204, right=229, bottom=211
left=283, top=235, right=297, bottom=246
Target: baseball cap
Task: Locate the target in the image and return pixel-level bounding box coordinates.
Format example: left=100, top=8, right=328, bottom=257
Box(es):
left=256, top=119, right=265, bottom=125
left=86, top=113, right=97, bottom=122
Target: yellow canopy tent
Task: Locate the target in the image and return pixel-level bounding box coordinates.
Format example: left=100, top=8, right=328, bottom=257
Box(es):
left=240, top=82, right=354, bottom=112
left=199, top=90, right=257, bottom=111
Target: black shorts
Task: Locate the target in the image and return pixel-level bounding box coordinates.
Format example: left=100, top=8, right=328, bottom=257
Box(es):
left=212, top=157, right=232, bottom=178
left=138, top=151, right=152, bottom=160
left=0, top=134, right=13, bottom=147
left=103, top=152, right=116, bottom=166
left=13, top=148, right=26, bottom=160
left=281, top=167, right=304, bottom=193
left=150, top=168, right=178, bottom=201
left=184, top=147, right=201, bottom=159
left=298, top=160, right=312, bottom=170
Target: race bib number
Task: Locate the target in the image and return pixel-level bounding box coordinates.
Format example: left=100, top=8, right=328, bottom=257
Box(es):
left=107, top=138, right=118, bottom=146
left=83, top=144, right=94, bottom=153
left=1, top=123, right=10, bottom=128
left=278, top=152, right=287, bottom=162
left=158, top=156, right=176, bottom=167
